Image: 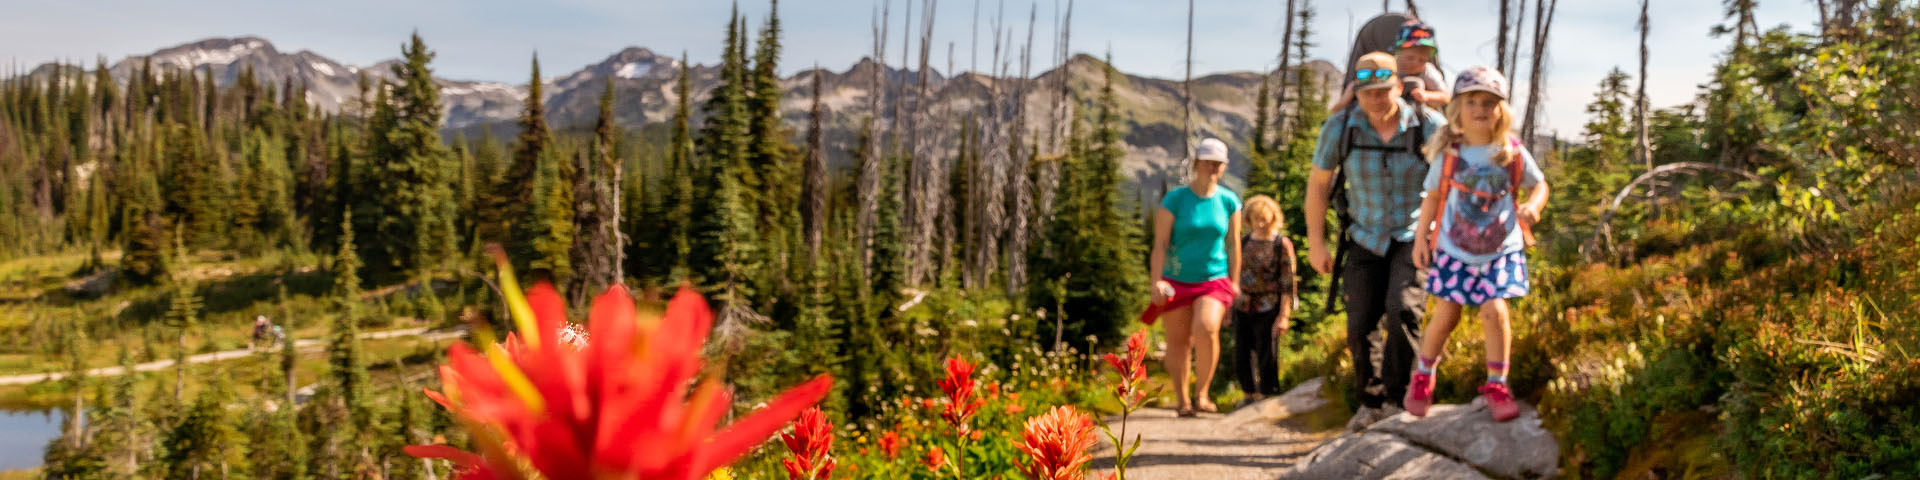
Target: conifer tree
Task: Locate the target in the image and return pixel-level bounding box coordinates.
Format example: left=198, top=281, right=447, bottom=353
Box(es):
left=162, top=122, right=230, bottom=248
left=1030, top=59, right=1146, bottom=348
left=365, top=32, right=458, bottom=282
left=161, top=376, right=250, bottom=480
left=1245, top=76, right=1279, bottom=199
left=119, top=135, right=170, bottom=284
left=693, top=6, right=763, bottom=297
left=666, top=51, right=696, bottom=268
left=507, top=55, right=574, bottom=282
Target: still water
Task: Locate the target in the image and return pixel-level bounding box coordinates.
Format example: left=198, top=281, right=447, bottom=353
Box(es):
left=0, top=408, right=64, bottom=471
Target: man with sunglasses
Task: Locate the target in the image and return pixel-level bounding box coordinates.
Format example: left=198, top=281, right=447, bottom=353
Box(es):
left=1304, top=51, right=1446, bottom=430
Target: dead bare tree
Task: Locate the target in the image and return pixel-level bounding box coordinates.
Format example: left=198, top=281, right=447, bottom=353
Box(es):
left=1497, top=0, right=1512, bottom=74
left=1007, top=2, right=1042, bottom=296
left=972, top=0, right=982, bottom=73
left=1508, top=0, right=1528, bottom=78
left=1635, top=0, right=1651, bottom=173
left=859, top=0, right=890, bottom=275
left=803, top=68, right=828, bottom=264
left=1182, top=0, right=1195, bottom=161
left=1274, top=0, right=1298, bottom=135
left=906, top=0, right=941, bottom=285
left=1520, top=0, right=1557, bottom=145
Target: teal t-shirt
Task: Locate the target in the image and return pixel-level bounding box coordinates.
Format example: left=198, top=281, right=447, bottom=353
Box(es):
left=1160, top=186, right=1242, bottom=283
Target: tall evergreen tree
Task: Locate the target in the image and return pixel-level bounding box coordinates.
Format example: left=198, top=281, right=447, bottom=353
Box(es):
left=1245, top=76, right=1280, bottom=200
left=119, top=134, right=170, bottom=284
left=362, top=32, right=457, bottom=282
left=692, top=6, right=763, bottom=298
left=1030, top=58, right=1147, bottom=349
left=162, top=122, right=230, bottom=248
left=507, top=54, right=575, bottom=283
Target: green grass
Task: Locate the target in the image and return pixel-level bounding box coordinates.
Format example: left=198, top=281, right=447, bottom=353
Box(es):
left=0, top=248, right=475, bottom=377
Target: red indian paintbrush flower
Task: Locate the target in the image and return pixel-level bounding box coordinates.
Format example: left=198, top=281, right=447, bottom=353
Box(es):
left=780, top=407, right=835, bottom=480
left=923, top=446, right=948, bottom=472
left=1103, top=330, right=1150, bottom=405
left=405, top=248, right=832, bottom=480
left=1013, top=406, right=1100, bottom=480
left=877, top=430, right=902, bottom=460
left=938, top=356, right=983, bottom=434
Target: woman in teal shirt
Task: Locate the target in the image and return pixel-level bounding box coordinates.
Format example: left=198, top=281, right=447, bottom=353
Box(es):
left=1148, top=138, right=1243, bottom=416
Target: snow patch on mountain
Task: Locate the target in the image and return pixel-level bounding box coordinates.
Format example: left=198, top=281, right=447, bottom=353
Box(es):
left=614, top=62, right=652, bottom=79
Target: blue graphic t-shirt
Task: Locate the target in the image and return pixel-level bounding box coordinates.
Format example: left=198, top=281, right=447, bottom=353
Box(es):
left=1423, top=142, right=1545, bottom=265
left=1160, top=186, right=1242, bottom=283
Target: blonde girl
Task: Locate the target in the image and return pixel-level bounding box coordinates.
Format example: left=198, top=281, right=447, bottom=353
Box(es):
left=1231, top=195, right=1296, bottom=402
left=1405, top=66, right=1550, bottom=422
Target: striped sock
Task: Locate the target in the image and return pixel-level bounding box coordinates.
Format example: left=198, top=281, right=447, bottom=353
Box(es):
left=1417, top=356, right=1438, bottom=375
left=1486, top=361, right=1508, bottom=384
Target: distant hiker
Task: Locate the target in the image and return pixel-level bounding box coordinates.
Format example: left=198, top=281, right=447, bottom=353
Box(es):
left=1404, top=66, right=1550, bottom=423
left=1304, top=51, right=1446, bottom=429
left=251, top=315, right=280, bottom=349
left=1144, top=138, right=1243, bottom=417
left=1332, top=19, right=1451, bottom=111
left=1232, top=195, right=1296, bottom=404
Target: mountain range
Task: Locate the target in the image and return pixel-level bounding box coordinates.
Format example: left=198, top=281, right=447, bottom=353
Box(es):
left=18, top=36, right=1344, bottom=190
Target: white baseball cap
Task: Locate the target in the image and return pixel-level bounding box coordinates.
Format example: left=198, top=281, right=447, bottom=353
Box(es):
left=1196, top=138, right=1230, bottom=164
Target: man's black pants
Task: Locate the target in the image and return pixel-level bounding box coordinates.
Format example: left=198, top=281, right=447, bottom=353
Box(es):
left=1343, top=239, right=1427, bottom=409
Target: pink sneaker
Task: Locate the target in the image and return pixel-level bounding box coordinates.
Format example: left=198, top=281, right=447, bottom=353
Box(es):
left=1480, top=382, right=1520, bottom=422
left=1404, top=371, right=1435, bottom=417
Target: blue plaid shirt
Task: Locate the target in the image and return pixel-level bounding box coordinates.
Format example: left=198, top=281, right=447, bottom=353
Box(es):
left=1311, top=99, right=1446, bottom=256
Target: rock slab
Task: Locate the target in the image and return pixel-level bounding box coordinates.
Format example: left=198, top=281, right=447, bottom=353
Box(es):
left=1284, top=397, right=1561, bottom=480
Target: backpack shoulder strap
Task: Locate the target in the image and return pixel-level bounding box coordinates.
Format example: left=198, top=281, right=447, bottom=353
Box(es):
left=1506, top=135, right=1537, bottom=247
left=1430, top=143, right=1461, bottom=253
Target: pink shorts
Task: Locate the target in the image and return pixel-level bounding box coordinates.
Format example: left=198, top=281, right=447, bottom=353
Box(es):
left=1139, top=277, right=1238, bottom=325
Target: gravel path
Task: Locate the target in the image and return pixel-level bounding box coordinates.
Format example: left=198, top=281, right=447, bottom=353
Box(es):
left=0, top=327, right=465, bottom=386
left=1088, top=403, right=1344, bottom=480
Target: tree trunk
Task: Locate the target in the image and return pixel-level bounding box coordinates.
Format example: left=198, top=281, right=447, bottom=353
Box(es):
left=1508, top=0, right=1528, bottom=80
left=906, top=0, right=941, bottom=286
left=1520, top=0, right=1557, bottom=145
left=859, top=0, right=890, bottom=277
left=1007, top=3, right=1040, bottom=297
left=1497, top=0, right=1512, bottom=75
left=1182, top=0, right=1195, bottom=163
left=1275, top=0, right=1297, bottom=137
left=1636, top=0, right=1652, bottom=172
left=803, top=70, right=828, bottom=264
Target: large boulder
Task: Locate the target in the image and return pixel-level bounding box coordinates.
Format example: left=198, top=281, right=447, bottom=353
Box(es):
left=1369, top=398, right=1560, bottom=479
left=1225, top=377, right=1330, bottom=426
left=1285, top=397, right=1561, bottom=480
left=1285, top=432, right=1491, bottom=479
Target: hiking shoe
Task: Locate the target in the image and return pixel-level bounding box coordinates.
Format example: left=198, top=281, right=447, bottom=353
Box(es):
left=1345, top=406, right=1380, bottom=432
left=1380, top=404, right=1405, bottom=423
left=1480, top=382, right=1521, bottom=422
left=1405, top=371, right=1436, bottom=418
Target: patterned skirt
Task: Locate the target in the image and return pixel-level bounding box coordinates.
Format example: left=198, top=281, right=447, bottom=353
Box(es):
left=1425, top=249, right=1530, bottom=307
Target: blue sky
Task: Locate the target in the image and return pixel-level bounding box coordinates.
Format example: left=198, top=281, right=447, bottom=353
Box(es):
left=3, top=0, right=1818, bottom=135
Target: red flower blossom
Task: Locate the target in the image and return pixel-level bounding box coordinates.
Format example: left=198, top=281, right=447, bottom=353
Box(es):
left=780, top=407, right=836, bottom=480
left=1013, top=406, right=1100, bottom=480
left=938, top=356, right=984, bottom=434
left=923, top=446, right=948, bottom=472
left=1104, top=330, right=1150, bottom=405
left=1006, top=403, right=1027, bottom=415
left=877, top=430, right=902, bottom=460
left=405, top=250, right=833, bottom=480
